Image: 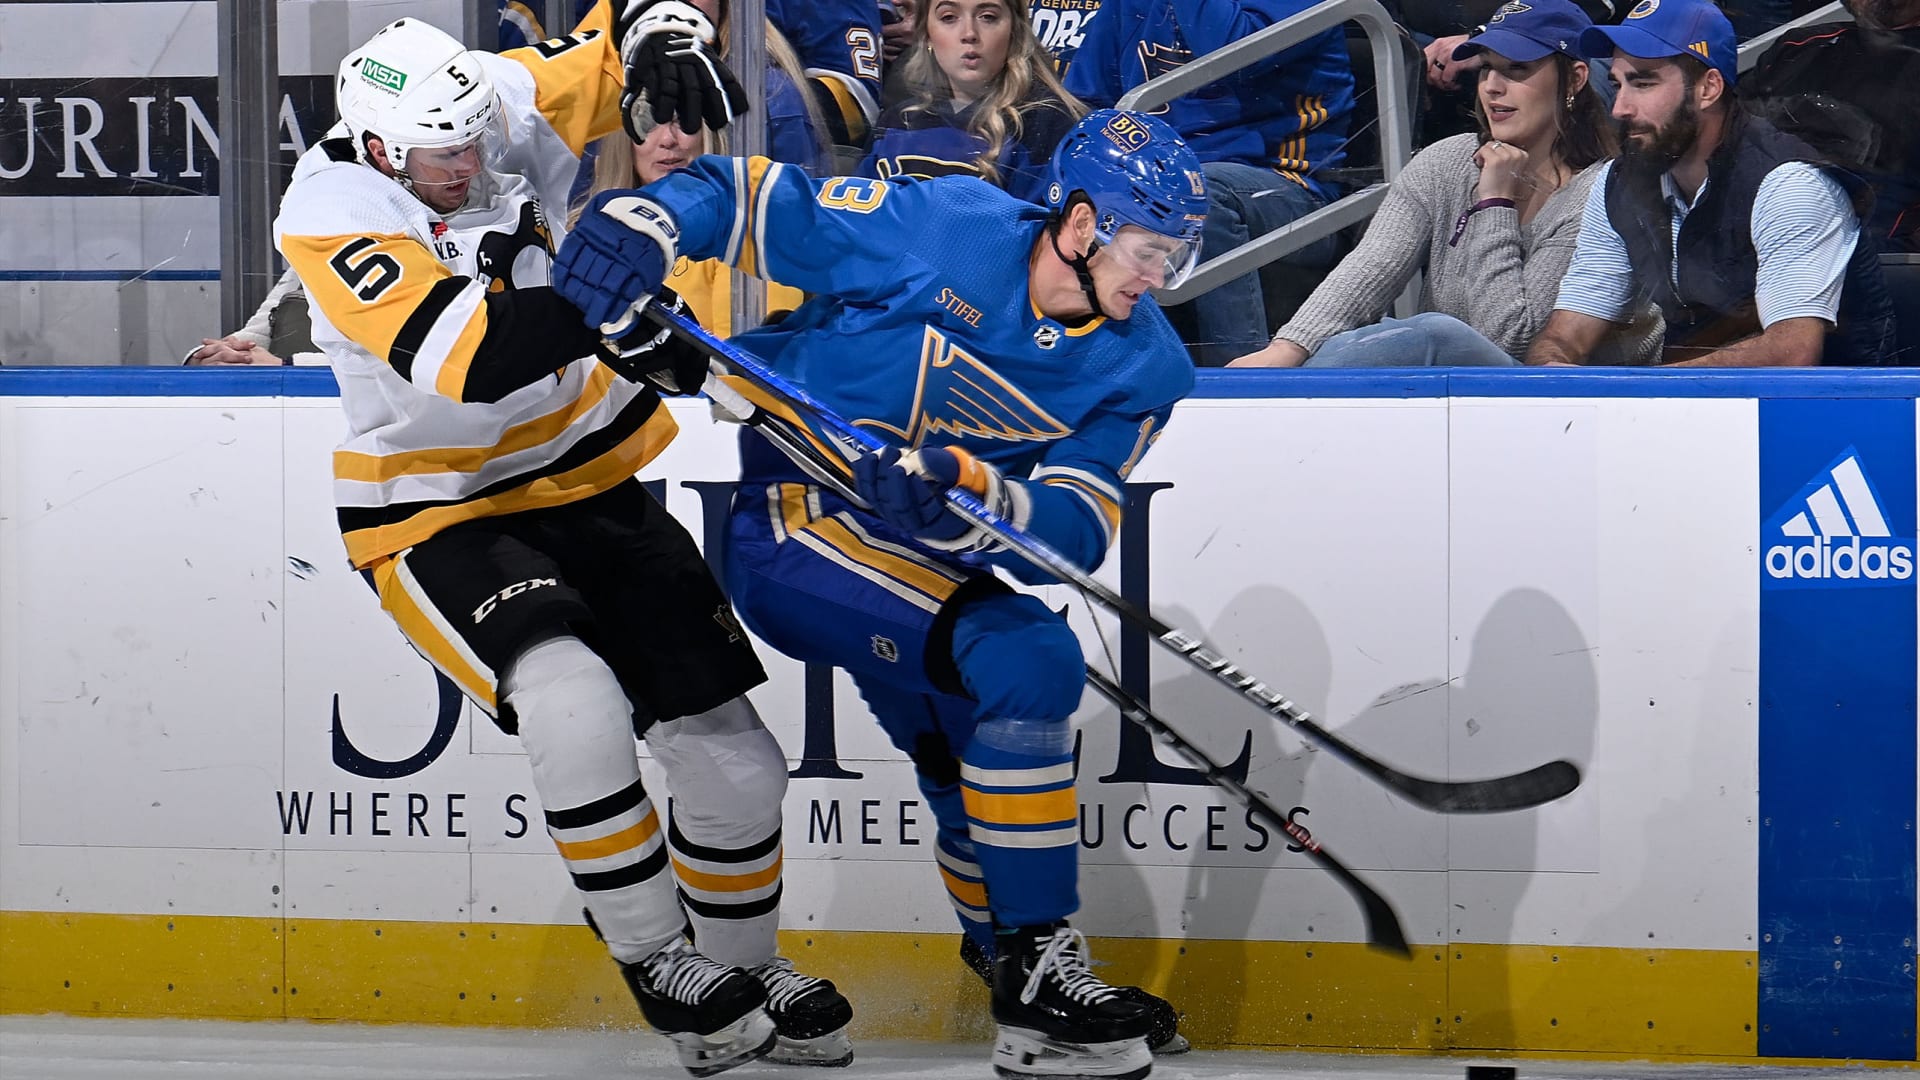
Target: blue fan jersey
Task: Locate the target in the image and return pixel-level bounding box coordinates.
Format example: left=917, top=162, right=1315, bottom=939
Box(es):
left=1029, top=0, right=1104, bottom=74
left=767, top=0, right=885, bottom=137
left=1061, top=0, right=1354, bottom=194
left=858, top=99, right=1078, bottom=204
left=637, top=159, right=1194, bottom=578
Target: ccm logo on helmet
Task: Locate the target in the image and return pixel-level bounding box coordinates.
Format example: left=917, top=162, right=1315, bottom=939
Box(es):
left=472, top=578, right=557, bottom=623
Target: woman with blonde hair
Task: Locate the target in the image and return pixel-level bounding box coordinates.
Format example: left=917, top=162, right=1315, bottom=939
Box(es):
left=572, top=120, right=805, bottom=336
left=859, top=0, right=1083, bottom=203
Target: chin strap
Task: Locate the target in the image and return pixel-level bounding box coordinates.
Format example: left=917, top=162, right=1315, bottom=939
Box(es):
left=1047, top=223, right=1108, bottom=321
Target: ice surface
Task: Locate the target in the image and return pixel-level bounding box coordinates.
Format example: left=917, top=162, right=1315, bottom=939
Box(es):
left=0, top=1017, right=1888, bottom=1080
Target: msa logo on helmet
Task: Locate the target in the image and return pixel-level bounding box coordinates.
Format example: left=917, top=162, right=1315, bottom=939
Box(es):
left=1762, top=451, right=1914, bottom=587
left=1100, top=113, right=1152, bottom=153
left=360, top=57, right=408, bottom=93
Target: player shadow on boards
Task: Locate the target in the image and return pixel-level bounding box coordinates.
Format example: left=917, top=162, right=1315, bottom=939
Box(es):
left=1302, top=587, right=1600, bottom=1053
left=1068, top=586, right=1321, bottom=1046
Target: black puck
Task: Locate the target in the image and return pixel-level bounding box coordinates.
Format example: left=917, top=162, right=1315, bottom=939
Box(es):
left=1466, top=1068, right=1517, bottom=1080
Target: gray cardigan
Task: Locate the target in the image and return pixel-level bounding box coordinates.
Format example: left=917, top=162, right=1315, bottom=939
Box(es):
left=1276, top=134, right=1663, bottom=364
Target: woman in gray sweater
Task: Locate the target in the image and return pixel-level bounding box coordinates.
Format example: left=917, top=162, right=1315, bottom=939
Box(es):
left=1231, top=0, right=1662, bottom=367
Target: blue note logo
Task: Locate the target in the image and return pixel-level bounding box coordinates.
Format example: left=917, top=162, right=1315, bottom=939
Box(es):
left=1762, top=450, right=1914, bottom=588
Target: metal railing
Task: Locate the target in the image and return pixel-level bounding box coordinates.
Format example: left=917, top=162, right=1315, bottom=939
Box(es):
left=1116, top=0, right=1414, bottom=309
left=1738, top=0, right=1849, bottom=71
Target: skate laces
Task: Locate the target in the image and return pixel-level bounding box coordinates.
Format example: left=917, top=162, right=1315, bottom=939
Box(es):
left=1019, top=927, right=1121, bottom=1007
left=751, top=956, right=827, bottom=1013
left=641, top=939, right=737, bottom=1004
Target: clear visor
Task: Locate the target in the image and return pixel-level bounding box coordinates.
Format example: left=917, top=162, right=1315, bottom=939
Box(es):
left=1101, top=224, right=1199, bottom=289
left=395, top=104, right=509, bottom=189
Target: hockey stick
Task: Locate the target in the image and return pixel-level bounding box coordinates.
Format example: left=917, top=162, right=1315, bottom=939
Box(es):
left=1079, top=666, right=1411, bottom=956
left=702, top=367, right=1413, bottom=956
left=651, top=303, right=1580, bottom=814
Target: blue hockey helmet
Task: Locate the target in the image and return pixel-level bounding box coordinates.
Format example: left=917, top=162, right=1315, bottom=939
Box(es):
left=1046, top=109, right=1209, bottom=288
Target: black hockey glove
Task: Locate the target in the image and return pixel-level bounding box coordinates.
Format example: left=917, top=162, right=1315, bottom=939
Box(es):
left=614, top=0, right=747, bottom=141
left=600, top=288, right=710, bottom=395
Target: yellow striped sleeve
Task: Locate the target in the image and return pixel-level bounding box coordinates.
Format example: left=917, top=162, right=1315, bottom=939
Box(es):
left=507, top=0, right=626, bottom=156
left=737, top=156, right=782, bottom=279
left=281, top=231, right=487, bottom=393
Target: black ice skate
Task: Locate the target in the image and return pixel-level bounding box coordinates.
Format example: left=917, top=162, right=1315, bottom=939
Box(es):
left=750, top=956, right=855, bottom=1067
left=619, top=939, right=777, bottom=1077
left=989, top=923, right=1154, bottom=1080
left=964, top=933, right=1188, bottom=1056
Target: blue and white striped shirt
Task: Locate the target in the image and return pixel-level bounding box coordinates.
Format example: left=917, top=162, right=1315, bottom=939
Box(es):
left=1554, top=160, right=1860, bottom=328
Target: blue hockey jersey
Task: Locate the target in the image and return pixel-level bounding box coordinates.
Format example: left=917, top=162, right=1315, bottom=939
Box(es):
left=858, top=97, right=1078, bottom=205
left=1062, top=0, right=1353, bottom=195
left=638, top=158, right=1194, bottom=577
left=768, top=0, right=885, bottom=142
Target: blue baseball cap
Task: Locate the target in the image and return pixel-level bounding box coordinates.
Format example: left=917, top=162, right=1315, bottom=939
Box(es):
left=1580, top=0, right=1738, bottom=86
left=1453, top=0, right=1596, bottom=63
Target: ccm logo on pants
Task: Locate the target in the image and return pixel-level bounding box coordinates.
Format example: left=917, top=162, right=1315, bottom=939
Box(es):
left=473, top=578, right=558, bottom=623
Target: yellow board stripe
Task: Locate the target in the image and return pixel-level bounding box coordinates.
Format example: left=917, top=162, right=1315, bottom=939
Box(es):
left=671, top=854, right=784, bottom=894
left=371, top=557, right=496, bottom=711
left=0, top=911, right=1823, bottom=1058
left=553, top=810, right=660, bottom=862
left=335, top=367, right=618, bottom=483
left=342, top=406, right=679, bottom=568
left=963, top=785, right=1078, bottom=827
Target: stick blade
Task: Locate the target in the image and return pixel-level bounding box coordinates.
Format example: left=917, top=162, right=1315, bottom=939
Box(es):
left=1400, top=759, right=1583, bottom=814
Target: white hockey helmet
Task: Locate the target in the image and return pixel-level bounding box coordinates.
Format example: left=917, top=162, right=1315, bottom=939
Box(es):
left=334, top=19, right=507, bottom=180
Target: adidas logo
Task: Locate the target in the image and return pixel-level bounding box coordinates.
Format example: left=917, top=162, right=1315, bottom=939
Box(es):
left=1763, top=451, right=1914, bottom=585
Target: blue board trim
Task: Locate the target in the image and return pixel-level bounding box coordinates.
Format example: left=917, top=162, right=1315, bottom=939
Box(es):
left=1757, top=398, right=1919, bottom=1060
left=0, top=367, right=340, bottom=397
left=0, top=271, right=220, bottom=282
left=8, top=367, right=1920, bottom=400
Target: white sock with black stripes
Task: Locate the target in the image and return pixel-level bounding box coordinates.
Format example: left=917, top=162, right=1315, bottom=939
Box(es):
left=504, top=634, right=683, bottom=964
left=647, top=696, right=788, bottom=968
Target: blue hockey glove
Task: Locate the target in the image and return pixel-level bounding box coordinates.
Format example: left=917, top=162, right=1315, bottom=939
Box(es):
left=552, top=191, right=679, bottom=337
left=853, top=446, right=1003, bottom=546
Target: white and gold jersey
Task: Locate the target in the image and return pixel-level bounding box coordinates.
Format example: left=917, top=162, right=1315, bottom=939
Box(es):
left=276, top=2, right=677, bottom=569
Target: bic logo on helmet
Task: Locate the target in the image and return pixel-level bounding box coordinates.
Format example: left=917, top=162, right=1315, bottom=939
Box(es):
left=361, top=58, right=408, bottom=93
left=1100, top=114, right=1152, bottom=152
left=1762, top=449, right=1915, bottom=587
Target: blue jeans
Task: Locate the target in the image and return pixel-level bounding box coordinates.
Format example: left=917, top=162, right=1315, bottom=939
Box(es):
left=1301, top=312, right=1520, bottom=367
left=1186, top=161, right=1337, bottom=367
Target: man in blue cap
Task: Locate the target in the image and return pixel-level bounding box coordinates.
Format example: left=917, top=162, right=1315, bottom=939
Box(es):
left=1527, top=0, right=1901, bottom=365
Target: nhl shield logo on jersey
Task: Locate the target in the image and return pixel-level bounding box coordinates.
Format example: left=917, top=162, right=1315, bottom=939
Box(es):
left=871, top=635, right=900, bottom=662
left=1033, top=324, right=1062, bottom=350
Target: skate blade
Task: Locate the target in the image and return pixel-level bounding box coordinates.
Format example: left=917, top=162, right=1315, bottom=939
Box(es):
left=991, top=1026, right=1152, bottom=1080
left=672, top=1009, right=779, bottom=1078
left=766, top=1028, right=853, bottom=1067
left=1150, top=1032, right=1190, bottom=1055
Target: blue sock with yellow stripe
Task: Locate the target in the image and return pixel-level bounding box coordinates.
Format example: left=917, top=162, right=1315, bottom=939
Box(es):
left=959, top=718, right=1079, bottom=928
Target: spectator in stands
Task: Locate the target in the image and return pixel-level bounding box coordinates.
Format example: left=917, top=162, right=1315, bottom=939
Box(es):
left=881, top=0, right=919, bottom=67
left=573, top=122, right=806, bottom=334
left=860, top=0, right=1084, bottom=203
left=768, top=0, right=886, bottom=149
left=1232, top=0, right=1662, bottom=367
left=183, top=267, right=323, bottom=366
left=1744, top=0, right=1920, bottom=254
left=1528, top=0, right=1900, bottom=365
left=496, top=0, right=595, bottom=49
left=1058, top=0, right=1356, bottom=365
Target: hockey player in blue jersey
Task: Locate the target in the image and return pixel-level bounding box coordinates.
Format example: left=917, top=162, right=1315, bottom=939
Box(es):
left=552, top=108, right=1205, bottom=1079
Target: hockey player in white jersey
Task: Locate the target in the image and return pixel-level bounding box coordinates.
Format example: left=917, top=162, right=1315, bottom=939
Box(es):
left=272, top=8, right=850, bottom=1075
